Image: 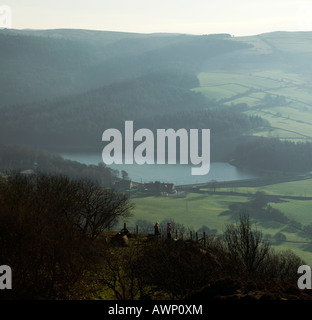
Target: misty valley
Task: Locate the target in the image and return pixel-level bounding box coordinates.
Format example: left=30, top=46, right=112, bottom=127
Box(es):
left=2, top=28, right=312, bottom=300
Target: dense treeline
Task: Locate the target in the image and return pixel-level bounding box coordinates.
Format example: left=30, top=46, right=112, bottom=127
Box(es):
left=0, top=172, right=133, bottom=299
left=0, top=72, right=267, bottom=162
left=233, top=137, right=312, bottom=172
left=0, top=144, right=120, bottom=187
left=0, top=32, right=96, bottom=106
left=0, top=72, right=205, bottom=146
left=224, top=191, right=289, bottom=224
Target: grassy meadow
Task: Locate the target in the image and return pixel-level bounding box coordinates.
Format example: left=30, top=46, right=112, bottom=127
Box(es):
left=130, top=192, right=249, bottom=231
left=128, top=175, right=312, bottom=266
left=193, top=70, right=312, bottom=142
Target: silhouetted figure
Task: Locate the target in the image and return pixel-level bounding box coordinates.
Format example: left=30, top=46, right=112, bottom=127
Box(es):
left=167, top=222, right=172, bottom=239
left=154, top=221, right=160, bottom=242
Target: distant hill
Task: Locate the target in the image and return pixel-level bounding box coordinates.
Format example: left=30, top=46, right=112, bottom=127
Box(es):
left=0, top=29, right=247, bottom=107
left=1, top=28, right=312, bottom=170
left=202, top=31, right=312, bottom=75
left=0, top=70, right=267, bottom=162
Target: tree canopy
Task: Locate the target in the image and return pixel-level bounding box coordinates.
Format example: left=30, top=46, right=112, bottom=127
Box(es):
left=0, top=172, right=133, bottom=299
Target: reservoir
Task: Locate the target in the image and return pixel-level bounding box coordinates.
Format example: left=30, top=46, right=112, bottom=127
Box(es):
left=60, top=153, right=256, bottom=186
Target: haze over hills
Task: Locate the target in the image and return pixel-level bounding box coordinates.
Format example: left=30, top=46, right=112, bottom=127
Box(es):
left=0, top=28, right=245, bottom=106
left=1, top=28, right=312, bottom=172
left=1, top=28, right=312, bottom=105
left=4, top=22, right=312, bottom=299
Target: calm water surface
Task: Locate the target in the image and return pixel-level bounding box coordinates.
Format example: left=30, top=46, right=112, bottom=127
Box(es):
left=61, top=153, right=256, bottom=186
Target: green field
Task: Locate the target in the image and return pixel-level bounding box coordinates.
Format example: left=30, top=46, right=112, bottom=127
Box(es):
left=129, top=193, right=248, bottom=232
left=193, top=70, right=312, bottom=142
left=126, top=176, right=312, bottom=266
left=216, top=178, right=312, bottom=197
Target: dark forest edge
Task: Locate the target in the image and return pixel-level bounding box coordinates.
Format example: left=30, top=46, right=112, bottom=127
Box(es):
left=0, top=70, right=269, bottom=164
left=0, top=172, right=309, bottom=300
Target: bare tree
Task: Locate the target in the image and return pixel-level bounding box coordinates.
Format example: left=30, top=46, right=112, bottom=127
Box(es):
left=72, top=179, right=133, bottom=239
left=95, top=244, right=148, bottom=300
left=0, top=171, right=133, bottom=299
left=223, top=213, right=270, bottom=276
left=259, top=249, right=306, bottom=284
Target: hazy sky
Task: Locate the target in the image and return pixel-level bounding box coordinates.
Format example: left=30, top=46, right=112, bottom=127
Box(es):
left=2, top=0, right=312, bottom=36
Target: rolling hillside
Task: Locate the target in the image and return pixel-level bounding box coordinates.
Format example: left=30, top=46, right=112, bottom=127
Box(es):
left=193, top=32, right=312, bottom=143
left=1, top=29, right=312, bottom=170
